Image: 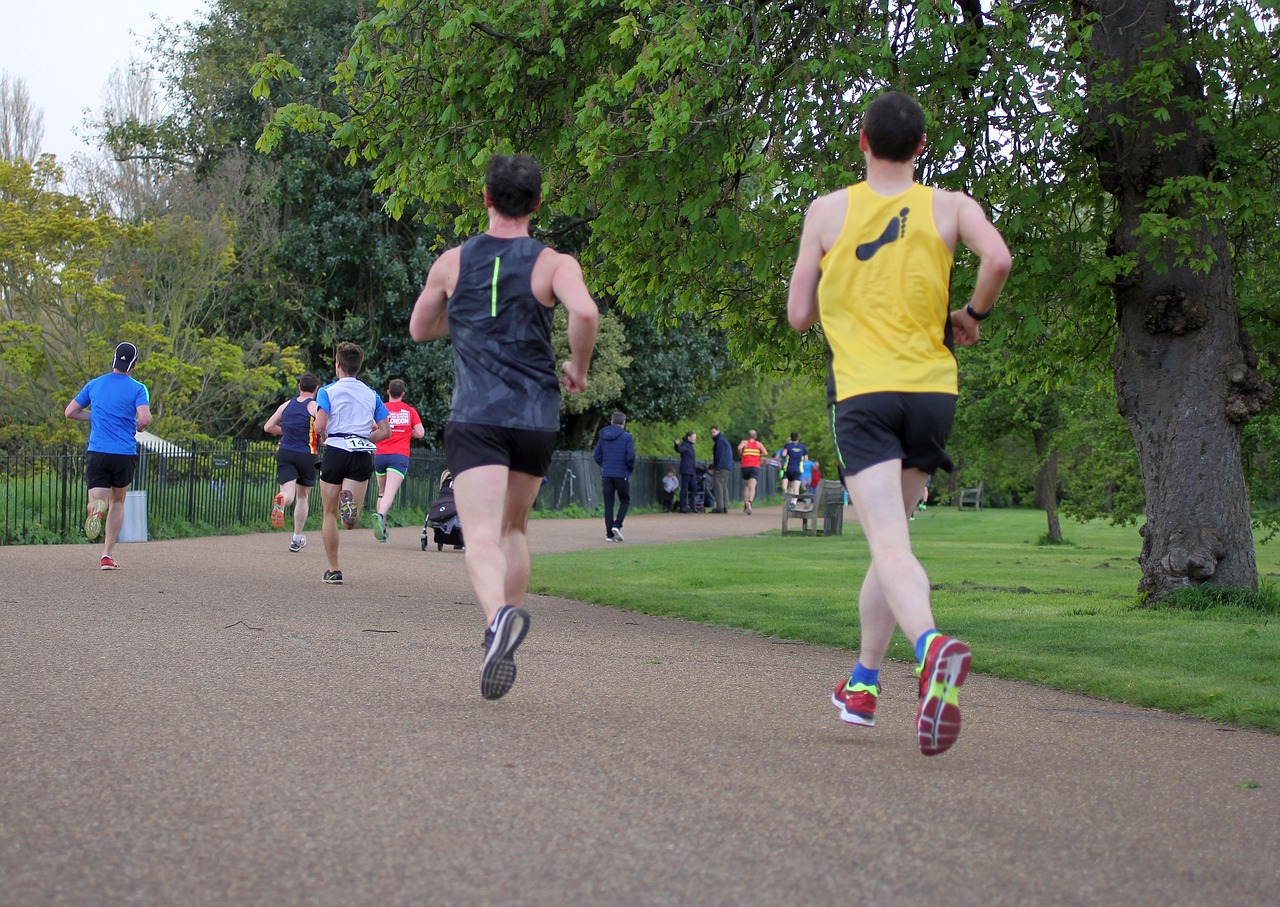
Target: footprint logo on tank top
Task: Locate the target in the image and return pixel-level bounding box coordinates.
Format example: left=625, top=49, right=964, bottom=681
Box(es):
left=856, top=208, right=910, bottom=261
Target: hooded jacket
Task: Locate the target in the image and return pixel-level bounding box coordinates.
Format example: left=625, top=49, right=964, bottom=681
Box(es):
left=593, top=424, right=636, bottom=478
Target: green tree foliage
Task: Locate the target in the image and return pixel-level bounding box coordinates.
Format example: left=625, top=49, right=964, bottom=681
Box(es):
left=257, top=0, right=1280, bottom=597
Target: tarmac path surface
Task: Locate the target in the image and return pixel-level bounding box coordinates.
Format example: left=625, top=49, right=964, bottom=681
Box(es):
left=1, top=506, right=1277, bottom=906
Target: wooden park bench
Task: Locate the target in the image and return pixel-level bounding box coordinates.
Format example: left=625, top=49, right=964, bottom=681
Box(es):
left=781, top=479, right=846, bottom=536
left=957, top=480, right=984, bottom=512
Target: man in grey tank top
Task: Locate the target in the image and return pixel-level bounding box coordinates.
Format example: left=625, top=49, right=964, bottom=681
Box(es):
left=410, top=153, right=598, bottom=701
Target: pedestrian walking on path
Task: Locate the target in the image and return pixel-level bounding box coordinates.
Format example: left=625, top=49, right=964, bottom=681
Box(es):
left=594, top=411, right=635, bottom=542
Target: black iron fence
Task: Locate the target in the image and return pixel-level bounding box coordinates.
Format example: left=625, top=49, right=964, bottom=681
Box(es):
left=1, top=442, right=772, bottom=545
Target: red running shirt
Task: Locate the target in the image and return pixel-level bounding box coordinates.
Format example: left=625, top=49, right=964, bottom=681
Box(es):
left=376, top=400, right=423, bottom=457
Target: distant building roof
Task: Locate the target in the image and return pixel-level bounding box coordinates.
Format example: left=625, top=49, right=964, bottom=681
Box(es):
left=135, top=430, right=190, bottom=457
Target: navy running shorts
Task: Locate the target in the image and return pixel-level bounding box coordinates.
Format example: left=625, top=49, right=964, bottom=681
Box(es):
left=276, top=448, right=317, bottom=487
left=374, top=453, right=411, bottom=478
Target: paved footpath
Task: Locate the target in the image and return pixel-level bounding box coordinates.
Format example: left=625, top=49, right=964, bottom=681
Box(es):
left=1, top=507, right=1277, bottom=906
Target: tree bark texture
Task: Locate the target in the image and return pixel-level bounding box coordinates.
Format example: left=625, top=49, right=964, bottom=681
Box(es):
left=1033, top=428, right=1062, bottom=543
left=1076, top=0, right=1271, bottom=599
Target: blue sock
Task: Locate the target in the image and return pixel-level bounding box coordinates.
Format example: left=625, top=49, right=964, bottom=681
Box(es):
left=849, top=662, right=879, bottom=688
left=915, top=629, right=939, bottom=664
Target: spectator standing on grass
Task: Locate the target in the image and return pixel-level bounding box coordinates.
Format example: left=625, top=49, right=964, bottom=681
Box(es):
left=708, top=426, right=733, bottom=513
left=264, top=373, right=320, bottom=553
left=64, top=341, right=151, bottom=571
left=372, top=379, right=426, bottom=543
left=787, top=89, right=1011, bottom=755
left=593, top=411, right=635, bottom=542
left=409, top=152, right=598, bottom=701
left=674, top=431, right=697, bottom=513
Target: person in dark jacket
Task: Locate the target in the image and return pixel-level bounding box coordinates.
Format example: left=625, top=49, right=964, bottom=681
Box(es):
left=593, top=411, right=636, bottom=541
left=674, top=430, right=698, bottom=512
left=708, top=425, right=734, bottom=513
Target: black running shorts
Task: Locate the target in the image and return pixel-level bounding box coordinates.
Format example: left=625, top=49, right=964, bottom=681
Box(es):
left=319, top=447, right=374, bottom=484
left=445, top=421, right=556, bottom=478
left=86, top=451, right=137, bottom=490
left=832, top=392, right=955, bottom=478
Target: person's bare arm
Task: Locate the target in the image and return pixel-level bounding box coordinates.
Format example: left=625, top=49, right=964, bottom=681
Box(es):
left=949, top=193, right=1012, bottom=347
left=551, top=254, right=598, bottom=394
left=135, top=405, right=151, bottom=432
left=787, top=199, right=831, bottom=332
left=409, top=248, right=459, bottom=342
left=369, top=417, right=392, bottom=444
left=313, top=408, right=329, bottom=444
left=64, top=400, right=88, bottom=421
left=263, top=400, right=288, bottom=435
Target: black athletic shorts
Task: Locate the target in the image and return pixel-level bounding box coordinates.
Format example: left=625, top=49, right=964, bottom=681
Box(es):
left=445, top=421, right=556, bottom=478
left=319, top=447, right=374, bottom=484
left=741, top=466, right=761, bottom=482
left=86, top=451, right=137, bottom=490
left=832, top=392, right=955, bottom=478
left=276, top=448, right=317, bottom=487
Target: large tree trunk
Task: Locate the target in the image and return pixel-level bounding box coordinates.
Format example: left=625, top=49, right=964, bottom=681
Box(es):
left=1077, top=0, right=1272, bottom=599
left=1033, top=427, right=1061, bottom=544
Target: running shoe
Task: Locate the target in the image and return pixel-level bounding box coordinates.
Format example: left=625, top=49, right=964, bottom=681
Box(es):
left=289, top=535, right=306, bottom=553
left=831, top=680, right=879, bottom=727
left=85, top=500, right=107, bottom=541
left=100, top=555, right=120, bottom=571
left=339, top=489, right=358, bottom=529
left=271, top=493, right=286, bottom=528
left=745, top=502, right=753, bottom=515
left=916, top=635, right=972, bottom=756
left=611, top=527, right=624, bottom=542
left=374, top=512, right=388, bottom=542
left=481, top=605, right=530, bottom=700
left=322, top=569, right=343, bottom=585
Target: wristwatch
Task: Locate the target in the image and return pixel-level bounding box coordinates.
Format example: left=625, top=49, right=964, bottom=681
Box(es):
left=965, top=303, right=991, bottom=321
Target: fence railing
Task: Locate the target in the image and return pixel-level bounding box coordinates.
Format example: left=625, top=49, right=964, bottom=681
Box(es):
left=1, top=442, right=772, bottom=545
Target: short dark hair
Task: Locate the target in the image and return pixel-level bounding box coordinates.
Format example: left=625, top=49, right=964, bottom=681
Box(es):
left=485, top=154, right=542, bottom=218
left=862, top=91, right=925, bottom=163
left=335, top=341, right=364, bottom=377
left=790, top=432, right=800, bottom=441
left=388, top=378, right=407, bottom=399
left=611, top=411, right=626, bottom=425
left=298, top=373, right=319, bottom=393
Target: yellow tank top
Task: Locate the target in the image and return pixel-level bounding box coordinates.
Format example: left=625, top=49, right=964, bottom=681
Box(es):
left=818, top=182, right=956, bottom=401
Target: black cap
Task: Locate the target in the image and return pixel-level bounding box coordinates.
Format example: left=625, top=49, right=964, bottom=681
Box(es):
left=113, top=342, right=138, bottom=372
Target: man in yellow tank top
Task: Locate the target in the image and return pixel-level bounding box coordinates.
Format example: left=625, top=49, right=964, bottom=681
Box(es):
left=787, top=91, right=1012, bottom=755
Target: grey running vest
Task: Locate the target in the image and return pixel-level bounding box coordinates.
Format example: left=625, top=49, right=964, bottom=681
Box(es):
left=447, top=234, right=559, bottom=431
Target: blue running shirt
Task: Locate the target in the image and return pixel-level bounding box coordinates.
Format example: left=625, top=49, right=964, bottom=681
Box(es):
left=74, top=373, right=149, bottom=455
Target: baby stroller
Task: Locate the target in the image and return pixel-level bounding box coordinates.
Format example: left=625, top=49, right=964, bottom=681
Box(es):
left=421, top=469, right=464, bottom=551
left=692, top=466, right=716, bottom=514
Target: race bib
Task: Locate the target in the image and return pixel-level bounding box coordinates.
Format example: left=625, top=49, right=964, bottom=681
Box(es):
left=340, top=436, right=378, bottom=453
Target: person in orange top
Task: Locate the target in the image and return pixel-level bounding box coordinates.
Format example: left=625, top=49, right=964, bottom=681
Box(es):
left=736, top=429, right=768, bottom=515
left=787, top=90, right=1011, bottom=755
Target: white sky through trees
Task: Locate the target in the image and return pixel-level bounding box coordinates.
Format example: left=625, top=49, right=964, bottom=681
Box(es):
left=0, top=0, right=207, bottom=164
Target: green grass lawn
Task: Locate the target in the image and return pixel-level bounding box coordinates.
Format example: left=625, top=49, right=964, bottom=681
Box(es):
left=530, top=507, right=1280, bottom=733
